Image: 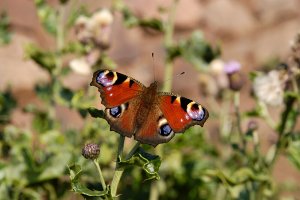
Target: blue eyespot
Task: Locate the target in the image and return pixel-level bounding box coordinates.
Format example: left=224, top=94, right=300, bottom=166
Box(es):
left=110, top=106, right=121, bottom=118
left=159, top=124, right=173, bottom=136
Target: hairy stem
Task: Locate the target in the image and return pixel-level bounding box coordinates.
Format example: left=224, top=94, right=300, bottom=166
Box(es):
left=111, top=139, right=140, bottom=197
left=93, top=159, right=107, bottom=191
left=234, top=92, right=246, bottom=152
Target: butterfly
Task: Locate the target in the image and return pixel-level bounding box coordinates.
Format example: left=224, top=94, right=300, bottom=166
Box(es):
left=90, top=69, right=209, bottom=147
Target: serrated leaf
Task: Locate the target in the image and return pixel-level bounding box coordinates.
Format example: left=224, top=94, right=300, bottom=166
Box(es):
left=69, top=164, right=108, bottom=197
left=118, top=147, right=161, bottom=180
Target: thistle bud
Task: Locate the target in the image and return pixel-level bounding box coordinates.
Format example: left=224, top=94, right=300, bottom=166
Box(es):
left=82, top=143, right=100, bottom=160
left=224, top=60, right=244, bottom=91
left=247, top=120, right=258, bottom=131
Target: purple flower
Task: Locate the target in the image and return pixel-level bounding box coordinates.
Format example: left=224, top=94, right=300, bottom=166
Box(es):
left=224, top=60, right=241, bottom=74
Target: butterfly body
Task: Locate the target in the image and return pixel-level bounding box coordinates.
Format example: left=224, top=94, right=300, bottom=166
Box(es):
left=91, top=69, right=209, bottom=146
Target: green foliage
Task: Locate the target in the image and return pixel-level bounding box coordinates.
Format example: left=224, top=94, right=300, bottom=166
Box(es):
left=166, top=31, right=221, bottom=69
left=0, top=89, right=16, bottom=124
left=0, top=11, right=11, bottom=45
left=35, top=0, right=58, bottom=35
left=118, top=147, right=161, bottom=181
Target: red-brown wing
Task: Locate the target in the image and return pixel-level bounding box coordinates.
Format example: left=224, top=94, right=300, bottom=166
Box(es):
left=90, top=69, right=145, bottom=137
left=134, top=105, right=175, bottom=147
left=158, top=94, right=209, bottom=133
left=90, top=70, right=145, bottom=108
left=133, top=94, right=209, bottom=147
left=104, top=97, right=142, bottom=137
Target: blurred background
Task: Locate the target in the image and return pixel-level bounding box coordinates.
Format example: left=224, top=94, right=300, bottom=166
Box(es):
left=0, top=0, right=300, bottom=199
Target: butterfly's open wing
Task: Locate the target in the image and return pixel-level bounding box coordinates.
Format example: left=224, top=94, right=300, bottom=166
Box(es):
left=90, top=70, right=145, bottom=107
left=90, top=70, right=145, bottom=137
left=158, top=94, right=209, bottom=133
left=134, top=94, right=209, bottom=147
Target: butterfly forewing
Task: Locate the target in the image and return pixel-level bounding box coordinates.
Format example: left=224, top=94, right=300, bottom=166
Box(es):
left=90, top=70, right=145, bottom=108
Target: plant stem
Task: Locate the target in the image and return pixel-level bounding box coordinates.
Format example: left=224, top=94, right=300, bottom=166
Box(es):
left=162, top=0, right=178, bottom=92
left=258, top=101, right=276, bottom=129
left=54, top=4, right=65, bottom=77
left=233, top=92, right=246, bottom=152
left=149, top=182, right=159, bottom=200
left=111, top=139, right=140, bottom=197
left=93, top=159, right=107, bottom=191
left=269, top=95, right=296, bottom=167
left=220, top=90, right=231, bottom=139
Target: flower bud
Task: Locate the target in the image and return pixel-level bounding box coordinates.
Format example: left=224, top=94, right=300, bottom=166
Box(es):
left=247, top=120, right=258, bottom=131
left=82, top=143, right=100, bottom=160
left=224, top=60, right=244, bottom=91
left=227, top=72, right=244, bottom=91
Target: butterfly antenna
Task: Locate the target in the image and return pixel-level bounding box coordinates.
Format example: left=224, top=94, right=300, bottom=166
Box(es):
left=161, top=71, right=185, bottom=87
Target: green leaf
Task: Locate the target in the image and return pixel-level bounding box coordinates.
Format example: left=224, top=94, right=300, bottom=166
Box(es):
left=35, top=0, right=57, bottom=35
left=25, top=44, right=56, bottom=73
left=69, top=164, right=108, bottom=197
left=120, top=6, right=163, bottom=32
left=138, top=18, right=164, bottom=32
left=181, top=31, right=221, bottom=68
left=118, top=147, right=161, bottom=181
left=0, top=89, right=16, bottom=124
left=202, top=167, right=270, bottom=187
left=88, top=108, right=105, bottom=119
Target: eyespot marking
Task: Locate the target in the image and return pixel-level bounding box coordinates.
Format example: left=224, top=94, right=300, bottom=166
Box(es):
left=96, top=70, right=117, bottom=87
left=187, top=102, right=206, bottom=121
left=159, top=124, right=173, bottom=136
left=107, top=103, right=128, bottom=118
left=109, top=106, right=122, bottom=118
left=158, top=117, right=174, bottom=137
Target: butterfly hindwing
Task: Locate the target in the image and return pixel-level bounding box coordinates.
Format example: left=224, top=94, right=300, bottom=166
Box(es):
left=134, top=104, right=175, bottom=146
left=104, top=98, right=142, bottom=137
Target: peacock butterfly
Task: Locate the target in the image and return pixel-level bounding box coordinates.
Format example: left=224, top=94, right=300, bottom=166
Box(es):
left=90, top=69, right=209, bottom=147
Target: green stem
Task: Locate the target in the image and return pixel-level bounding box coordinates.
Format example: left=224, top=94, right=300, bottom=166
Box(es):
left=233, top=92, right=246, bottom=152
left=269, top=95, right=296, bottom=167
left=111, top=139, right=140, bottom=197
left=93, top=159, right=107, bottom=191
left=258, top=101, right=276, bottom=129
left=220, top=90, right=231, bottom=139
left=162, top=0, right=178, bottom=92
left=117, top=136, right=125, bottom=161
left=54, top=4, right=65, bottom=77
left=149, top=182, right=159, bottom=200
